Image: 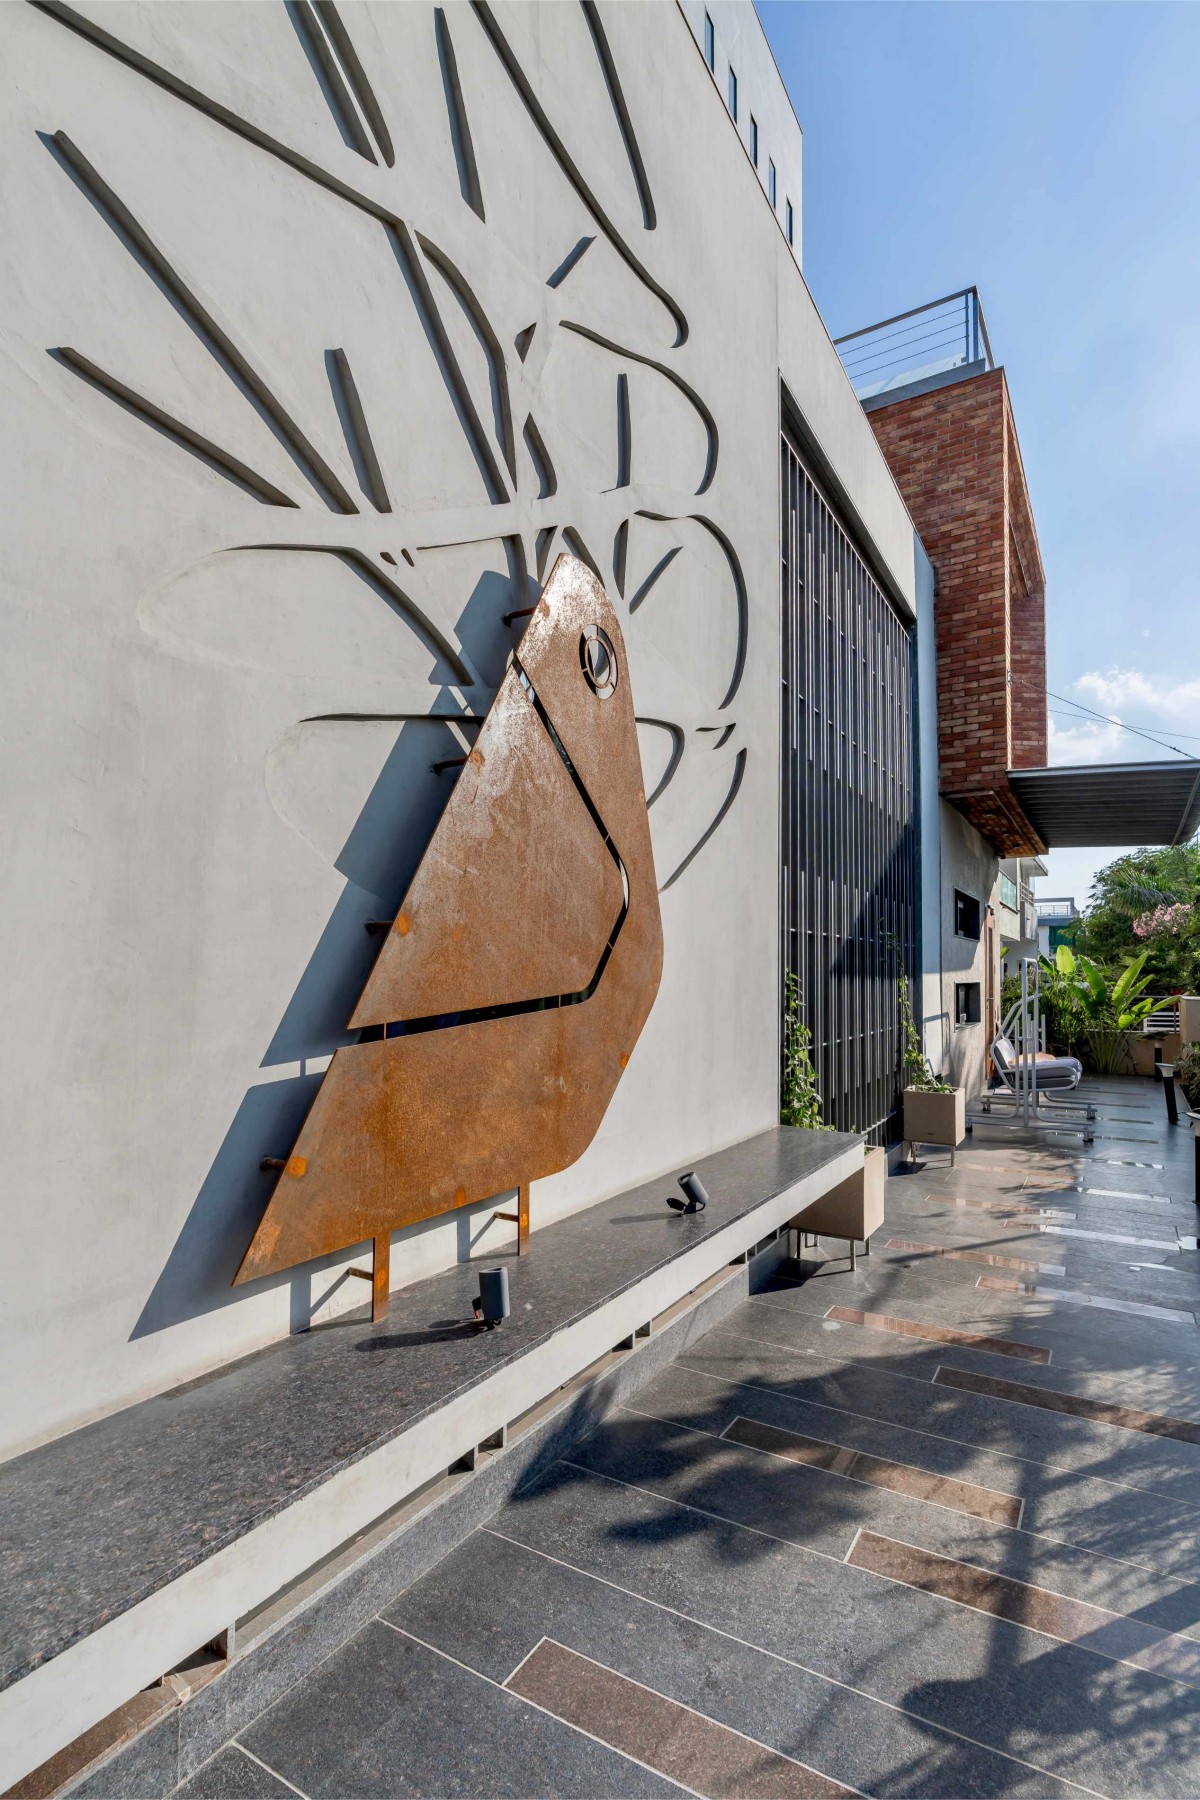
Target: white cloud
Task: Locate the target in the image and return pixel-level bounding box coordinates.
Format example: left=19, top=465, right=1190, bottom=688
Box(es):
left=1047, top=666, right=1200, bottom=765
left=1047, top=715, right=1131, bottom=766
left=1074, top=666, right=1200, bottom=722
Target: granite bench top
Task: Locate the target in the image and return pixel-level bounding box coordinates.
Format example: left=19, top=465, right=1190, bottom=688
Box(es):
left=0, top=1125, right=857, bottom=1692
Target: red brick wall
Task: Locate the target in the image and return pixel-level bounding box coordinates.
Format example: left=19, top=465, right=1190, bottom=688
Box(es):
left=865, top=368, right=1048, bottom=852
left=1006, top=414, right=1048, bottom=768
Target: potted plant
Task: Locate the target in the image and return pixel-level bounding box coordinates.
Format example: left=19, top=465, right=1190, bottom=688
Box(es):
left=895, top=950, right=964, bottom=1163
left=781, top=975, right=885, bottom=1257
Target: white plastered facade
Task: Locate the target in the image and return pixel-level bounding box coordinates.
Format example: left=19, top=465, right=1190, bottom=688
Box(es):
left=0, top=0, right=919, bottom=1458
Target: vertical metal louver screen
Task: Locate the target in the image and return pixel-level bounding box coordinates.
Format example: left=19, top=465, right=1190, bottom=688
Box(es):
left=781, top=431, right=918, bottom=1144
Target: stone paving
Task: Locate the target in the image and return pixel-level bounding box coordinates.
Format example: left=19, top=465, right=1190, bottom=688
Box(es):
left=172, top=1079, right=1200, bottom=1798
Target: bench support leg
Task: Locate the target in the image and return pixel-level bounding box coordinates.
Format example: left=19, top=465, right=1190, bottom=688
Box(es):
left=372, top=1233, right=390, bottom=1323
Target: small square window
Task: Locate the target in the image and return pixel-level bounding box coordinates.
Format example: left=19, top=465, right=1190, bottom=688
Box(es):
left=786, top=199, right=794, bottom=245
left=750, top=115, right=758, bottom=166
left=768, top=159, right=776, bottom=208
left=955, top=982, right=982, bottom=1027
left=728, top=67, right=738, bottom=121
left=704, top=11, right=714, bottom=70
left=954, top=890, right=981, bottom=940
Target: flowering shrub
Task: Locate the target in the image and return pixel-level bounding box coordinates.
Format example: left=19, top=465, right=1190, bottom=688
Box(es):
left=1177, top=1043, right=1200, bottom=1113
left=1133, top=903, right=1194, bottom=940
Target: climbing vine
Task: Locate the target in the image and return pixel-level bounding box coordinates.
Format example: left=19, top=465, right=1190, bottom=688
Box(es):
left=781, top=973, right=830, bottom=1129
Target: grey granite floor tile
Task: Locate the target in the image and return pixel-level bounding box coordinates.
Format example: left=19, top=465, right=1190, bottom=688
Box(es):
left=844, top=1532, right=1200, bottom=1690
left=563, top=1409, right=871, bottom=1556
left=821, top=1305, right=1051, bottom=1361
left=629, top=1357, right=1200, bottom=1586
left=239, top=1620, right=681, bottom=1798
left=387, top=1527, right=1082, bottom=1797
left=975, top=1276, right=1196, bottom=1328
left=566, top=1406, right=1200, bottom=1635
left=676, top=1322, right=1200, bottom=1508
left=507, top=1638, right=856, bottom=1797
left=723, top=1413, right=1024, bottom=1524
left=69, top=1711, right=181, bottom=1800
left=742, top=1285, right=1200, bottom=1424
left=173, top=1747, right=299, bottom=1800
left=488, top=1460, right=1200, bottom=1795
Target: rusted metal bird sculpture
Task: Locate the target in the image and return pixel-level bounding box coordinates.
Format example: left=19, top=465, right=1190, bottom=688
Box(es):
left=235, top=555, right=663, bottom=1315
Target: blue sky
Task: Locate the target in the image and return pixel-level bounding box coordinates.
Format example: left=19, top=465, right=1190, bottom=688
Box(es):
left=757, top=0, right=1200, bottom=906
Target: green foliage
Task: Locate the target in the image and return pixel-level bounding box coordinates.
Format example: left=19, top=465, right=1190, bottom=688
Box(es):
left=1075, top=846, right=1200, bottom=993
left=890, top=937, right=953, bottom=1092
left=1044, top=943, right=1159, bottom=1031
left=1041, top=943, right=1161, bottom=1076
left=1176, top=1042, right=1200, bottom=1113
left=780, top=973, right=829, bottom=1130
left=1013, top=950, right=1086, bottom=1056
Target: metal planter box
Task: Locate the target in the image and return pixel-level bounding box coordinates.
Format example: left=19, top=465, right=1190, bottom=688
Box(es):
left=904, top=1086, right=966, bottom=1162
left=792, top=1143, right=886, bottom=1244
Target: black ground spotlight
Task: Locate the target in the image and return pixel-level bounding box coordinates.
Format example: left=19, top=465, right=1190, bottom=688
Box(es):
left=667, top=1171, right=709, bottom=1214
left=472, top=1266, right=511, bottom=1329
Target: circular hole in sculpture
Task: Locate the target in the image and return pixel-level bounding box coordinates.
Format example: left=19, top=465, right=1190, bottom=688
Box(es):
left=580, top=625, right=618, bottom=698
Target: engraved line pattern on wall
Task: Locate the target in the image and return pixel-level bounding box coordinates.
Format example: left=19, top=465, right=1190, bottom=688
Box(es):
left=615, top=372, right=632, bottom=489
left=579, top=0, right=657, bottom=231
left=32, top=2, right=688, bottom=344
left=47, top=131, right=360, bottom=514
left=469, top=0, right=688, bottom=345
left=417, top=234, right=518, bottom=483
left=326, top=348, right=392, bottom=513
left=289, top=0, right=380, bottom=164
left=522, top=418, right=558, bottom=500
left=435, top=7, right=485, bottom=220
left=226, top=545, right=476, bottom=686
left=52, top=348, right=298, bottom=507
left=661, top=748, right=747, bottom=892
left=29, top=0, right=750, bottom=885
left=387, top=221, right=510, bottom=503
left=547, top=235, right=595, bottom=290
left=315, top=0, right=396, bottom=165
left=564, top=323, right=717, bottom=493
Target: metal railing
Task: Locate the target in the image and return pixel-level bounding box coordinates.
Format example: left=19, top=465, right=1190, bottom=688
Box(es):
left=834, top=288, right=994, bottom=400
left=1035, top=897, right=1080, bottom=921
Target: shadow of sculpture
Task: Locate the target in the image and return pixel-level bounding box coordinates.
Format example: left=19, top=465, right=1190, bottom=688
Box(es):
left=132, top=700, right=488, bottom=1340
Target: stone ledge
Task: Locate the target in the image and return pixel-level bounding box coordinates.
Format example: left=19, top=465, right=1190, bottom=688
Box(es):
left=0, top=1125, right=860, bottom=1791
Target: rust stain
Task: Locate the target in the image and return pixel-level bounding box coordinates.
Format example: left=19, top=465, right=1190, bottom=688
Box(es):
left=234, top=556, right=663, bottom=1288
left=286, top=1155, right=308, bottom=1178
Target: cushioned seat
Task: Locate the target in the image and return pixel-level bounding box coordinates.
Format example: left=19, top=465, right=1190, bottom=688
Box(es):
left=992, top=1036, right=1082, bottom=1091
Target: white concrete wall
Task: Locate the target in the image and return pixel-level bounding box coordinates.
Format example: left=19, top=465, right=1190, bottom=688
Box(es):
left=0, top=0, right=918, bottom=1457
left=935, top=804, right=1000, bottom=1096
left=913, top=535, right=943, bottom=1055
left=677, top=1, right=803, bottom=264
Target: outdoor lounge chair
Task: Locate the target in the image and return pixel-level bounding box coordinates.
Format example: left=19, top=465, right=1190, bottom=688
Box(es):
left=990, top=1034, right=1083, bottom=1093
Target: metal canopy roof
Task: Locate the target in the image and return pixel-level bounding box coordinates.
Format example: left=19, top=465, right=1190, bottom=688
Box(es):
left=1007, top=761, right=1200, bottom=848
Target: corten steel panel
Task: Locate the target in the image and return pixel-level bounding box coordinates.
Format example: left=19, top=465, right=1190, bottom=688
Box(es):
left=349, top=679, right=624, bottom=1025
left=235, top=557, right=662, bottom=1286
